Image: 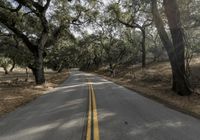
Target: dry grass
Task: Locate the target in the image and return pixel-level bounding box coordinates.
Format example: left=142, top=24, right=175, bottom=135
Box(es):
left=0, top=68, right=69, bottom=117
left=96, top=58, right=200, bottom=117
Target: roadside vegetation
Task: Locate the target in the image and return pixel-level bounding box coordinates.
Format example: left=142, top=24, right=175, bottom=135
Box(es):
left=0, top=0, right=200, bottom=116
left=96, top=58, right=200, bottom=116
left=0, top=68, right=68, bottom=116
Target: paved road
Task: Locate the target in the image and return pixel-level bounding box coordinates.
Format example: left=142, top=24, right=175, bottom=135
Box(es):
left=0, top=71, right=200, bottom=140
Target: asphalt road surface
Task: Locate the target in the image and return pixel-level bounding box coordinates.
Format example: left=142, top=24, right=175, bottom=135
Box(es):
left=0, top=70, right=200, bottom=140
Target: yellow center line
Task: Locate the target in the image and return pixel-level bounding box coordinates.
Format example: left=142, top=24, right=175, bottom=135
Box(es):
left=86, top=80, right=100, bottom=140
left=91, top=83, right=100, bottom=140
left=86, top=82, right=92, bottom=140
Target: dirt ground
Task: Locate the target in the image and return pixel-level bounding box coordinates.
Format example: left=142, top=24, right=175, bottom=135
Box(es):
left=0, top=68, right=69, bottom=117
left=96, top=57, right=200, bottom=118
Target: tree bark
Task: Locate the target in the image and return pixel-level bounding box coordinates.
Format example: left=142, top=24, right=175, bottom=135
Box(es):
left=163, top=0, right=192, bottom=95
left=141, top=28, right=146, bottom=68
left=25, top=67, right=29, bottom=82
left=34, top=52, right=45, bottom=85
left=29, top=51, right=45, bottom=85
left=9, top=59, right=16, bottom=72
left=93, top=54, right=101, bottom=69
left=57, top=63, right=64, bottom=73
left=29, top=25, right=48, bottom=84
left=151, top=0, right=192, bottom=96
left=3, top=67, right=8, bottom=75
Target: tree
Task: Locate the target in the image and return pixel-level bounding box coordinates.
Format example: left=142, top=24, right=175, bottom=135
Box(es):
left=0, top=0, right=69, bottom=84
left=0, top=57, right=11, bottom=74
left=108, top=1, right=152, bottom=68
left=151, top=0, right=192, bottom=95
left=76, top=2, right=142, bottom=72
left=0, top=0, right=50, bottom=84
left=46, top=32, right=78, bottom=72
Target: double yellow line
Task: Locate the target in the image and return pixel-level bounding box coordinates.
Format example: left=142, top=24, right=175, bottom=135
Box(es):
left=86, top=80, right=100, bottom=140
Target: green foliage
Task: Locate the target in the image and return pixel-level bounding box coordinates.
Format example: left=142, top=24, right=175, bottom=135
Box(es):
left=0, top=57, right=11, bottom=73
left=107, top=3, right=120, bottom=18
left=0, top=57, right=11, bottom=67
left=0, top=34, right=33, bottom=68
left=45, top=32, right=78, bottom=71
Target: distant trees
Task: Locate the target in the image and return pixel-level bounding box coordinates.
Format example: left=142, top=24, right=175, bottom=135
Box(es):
left=76, top=1, right=152, bottom=71
left=46, top=34, right=78, bottom=72
left=107, top=1, right=152, bottom=68
left=77, top=15, right=141, bottom=73
left=0, top=32, right=32, bottom=74
left=77, top=34, right=103, bottom=70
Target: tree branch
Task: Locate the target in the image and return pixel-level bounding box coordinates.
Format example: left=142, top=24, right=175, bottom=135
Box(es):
left=117, top=18, right=141, bottom=29
left=0, top=11, right=36, bottom=53
left=44, top=0, right=51, bottom=11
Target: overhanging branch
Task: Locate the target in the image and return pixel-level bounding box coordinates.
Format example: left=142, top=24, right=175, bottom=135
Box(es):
left=0, top=11, right=36, bottom=53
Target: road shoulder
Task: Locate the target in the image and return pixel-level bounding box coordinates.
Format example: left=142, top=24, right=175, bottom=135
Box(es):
left=93, top=72, right=200, bottom=120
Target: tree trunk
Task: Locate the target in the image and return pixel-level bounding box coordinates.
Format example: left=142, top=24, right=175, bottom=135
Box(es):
left=25, top=67, right=29, bottom=82
left=3, top=67, right=8, bottom=74
left=29, top=46, right=45, bottom=85
left=141, top=28, right=146, bottom=68
left=163, top=0, right=192, bottom=95
left=33, top=54, right=45, bottom=84
left=30, top=29, right=48, bottom=85
left=9, top=59, right=16, bottom=72
left=93, top=54, right=101, bottom=69
left=57, top=63, right=64, bottom=73
left=151, top=0, right=192, bottom=96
